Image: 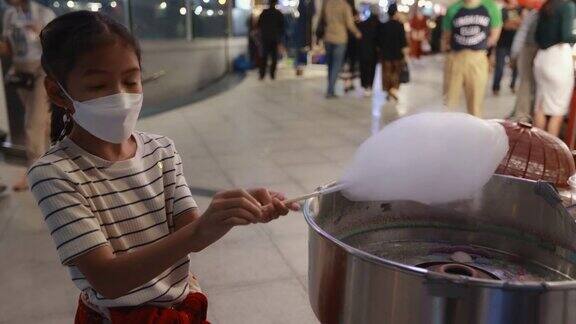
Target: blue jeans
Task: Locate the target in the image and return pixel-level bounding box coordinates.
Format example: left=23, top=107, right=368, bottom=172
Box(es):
left=493, top=46, right=518, bottom=92
left=325, top=42, right=347, bottom=96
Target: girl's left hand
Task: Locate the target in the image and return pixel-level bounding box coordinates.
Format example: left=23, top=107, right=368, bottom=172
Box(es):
left=249, top=188, right=300, bottom=223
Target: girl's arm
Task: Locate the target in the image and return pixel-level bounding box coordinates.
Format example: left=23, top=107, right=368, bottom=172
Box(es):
left=73, top=189, right=290, bottom=299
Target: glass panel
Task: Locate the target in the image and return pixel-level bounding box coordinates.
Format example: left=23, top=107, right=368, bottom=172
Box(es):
left=191, top=0, right=227, bottom=38
left=45, top=0, right=129, bottom=26
left=131, top=0, right=188, bottom=40
left=231, top=7, right=250, bottom=37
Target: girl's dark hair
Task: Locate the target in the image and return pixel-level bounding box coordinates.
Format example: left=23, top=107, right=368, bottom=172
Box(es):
left=41, top=10, right=141, bottom=85
left=41, top=11, right=142, bottom=142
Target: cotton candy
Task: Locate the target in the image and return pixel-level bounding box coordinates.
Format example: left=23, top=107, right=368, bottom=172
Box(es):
left=340, top=112, right=509, bottom=204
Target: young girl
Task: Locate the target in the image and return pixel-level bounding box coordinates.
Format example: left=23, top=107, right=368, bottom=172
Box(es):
left=27, top=11, right=297, bottom=323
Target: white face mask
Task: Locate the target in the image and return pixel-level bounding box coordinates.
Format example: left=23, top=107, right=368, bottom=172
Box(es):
left=59, top=85, right=143, bottom=144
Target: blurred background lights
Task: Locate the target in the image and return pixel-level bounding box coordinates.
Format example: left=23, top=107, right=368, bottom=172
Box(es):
left=110, top=1, right=117, bottom=8
left=87, top=2, right=102, bottom=12
left=159, top=1, right=167, bottom=9
left=66, top=0, right=75, bottom=8
left=398, top=4, right=410, bottom=12
left=194, top=6, right=203, bottom=15
left=179, top=6, right=187, bottom=15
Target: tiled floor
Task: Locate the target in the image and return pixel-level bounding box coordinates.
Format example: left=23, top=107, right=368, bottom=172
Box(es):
left=0, top=56, right=515, bottom=323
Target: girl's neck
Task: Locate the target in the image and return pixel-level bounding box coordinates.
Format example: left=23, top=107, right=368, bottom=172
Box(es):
left=68, top=126, right=137, bottom=162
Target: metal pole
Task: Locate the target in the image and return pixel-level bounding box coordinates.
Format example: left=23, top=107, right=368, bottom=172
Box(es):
left=185, top=0, right=193, bottom=41
left=124, top=0, right=134, bottom=33
left=224, top=0, right=232, bottom=72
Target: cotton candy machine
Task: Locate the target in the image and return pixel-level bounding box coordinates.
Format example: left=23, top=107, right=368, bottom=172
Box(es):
left=495, top=120, right=575, bottom=188
left=303, top=175, right=576, bottom=324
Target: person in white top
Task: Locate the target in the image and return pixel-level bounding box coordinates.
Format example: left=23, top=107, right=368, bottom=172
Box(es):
left=0, top=0, right=55, bottom=191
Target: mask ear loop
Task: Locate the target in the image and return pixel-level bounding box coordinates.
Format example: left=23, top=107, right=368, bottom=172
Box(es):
left=56, top=81, right=75, bottom=103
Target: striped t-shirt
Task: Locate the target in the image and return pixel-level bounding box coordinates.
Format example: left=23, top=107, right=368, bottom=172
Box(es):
left=27, top=132, right=200, bottom=312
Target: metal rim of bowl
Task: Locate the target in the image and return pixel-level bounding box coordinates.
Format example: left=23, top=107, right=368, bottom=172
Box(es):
left=302, top=194, right=576, bottom=291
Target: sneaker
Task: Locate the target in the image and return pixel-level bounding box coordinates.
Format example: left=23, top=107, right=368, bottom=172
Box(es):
left=363, top=89, right=373, bottom=97
left=325, top=93, right=338, bottom=99
left=0, top=183, right=9, bottom=198
left=493, top=89, right=500, bottom=96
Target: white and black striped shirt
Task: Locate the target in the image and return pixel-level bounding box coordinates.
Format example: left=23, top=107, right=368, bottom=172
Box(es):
left=28, top=132, right=200, bottom=310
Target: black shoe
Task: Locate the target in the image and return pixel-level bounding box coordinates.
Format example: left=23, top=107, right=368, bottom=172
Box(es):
left=0, top=183, right=9, bottom=198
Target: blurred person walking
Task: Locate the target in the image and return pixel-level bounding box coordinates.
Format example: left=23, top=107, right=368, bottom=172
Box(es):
left=0, top=0, right=55, bottom=191
left=442, top=0, right=502, bottom=117
left=378, top=4, right=408, bottom=101
left=533, top=0, right=576, bottom=137
left=430, top=15, right=444, bottom=53
left=342, top=1, right=361, bottom=93
left=293, top=0, right=315, bottom=76
left=492, top=0, right=522, bottom=95
left=317, top=0, right=362, bottom=98
left=257, top=0, right=285, bottom=80
left=358, top=5, right=381, bottom=96
left=410, top=11, right=428, bottom=59
left=509, top=7, right=539, bottom=121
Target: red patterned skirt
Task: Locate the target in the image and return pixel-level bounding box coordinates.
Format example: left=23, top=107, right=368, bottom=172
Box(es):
left=75, top=292, right=210, bottom=324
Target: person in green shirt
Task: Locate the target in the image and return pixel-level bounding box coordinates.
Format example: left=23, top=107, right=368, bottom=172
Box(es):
left=532, top=0, right=576, bottom=137
left=442, top=0, right=503, bottom=117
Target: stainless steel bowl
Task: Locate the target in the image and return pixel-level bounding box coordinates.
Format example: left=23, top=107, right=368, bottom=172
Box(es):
left=303, top=175, right=576, bottom=324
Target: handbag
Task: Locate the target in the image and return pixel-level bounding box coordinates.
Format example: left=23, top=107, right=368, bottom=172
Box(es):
left=400, top=61, right=410, bottom=84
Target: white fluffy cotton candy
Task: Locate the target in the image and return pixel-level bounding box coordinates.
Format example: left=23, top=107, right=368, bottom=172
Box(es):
left=340, top=112, right=509, bottom=204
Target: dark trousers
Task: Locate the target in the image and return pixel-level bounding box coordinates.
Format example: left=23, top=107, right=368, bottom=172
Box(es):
left=359, top=58, right=377, bottom=89
left=259, top=40, right=279, bottom=80
left=493, top=46, right=518, bottom=91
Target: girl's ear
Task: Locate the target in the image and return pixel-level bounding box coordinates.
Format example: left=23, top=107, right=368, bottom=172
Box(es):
left=45, top=77, right=75, bottom=114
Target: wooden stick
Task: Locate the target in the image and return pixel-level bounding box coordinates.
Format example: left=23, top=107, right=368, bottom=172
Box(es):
left=282, top=183, right=344, bottom=205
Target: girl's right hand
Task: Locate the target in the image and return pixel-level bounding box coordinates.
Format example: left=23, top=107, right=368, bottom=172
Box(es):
left=202, top=189, right=265, bottom=227
left=191, top=189, right=266, bottom=250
